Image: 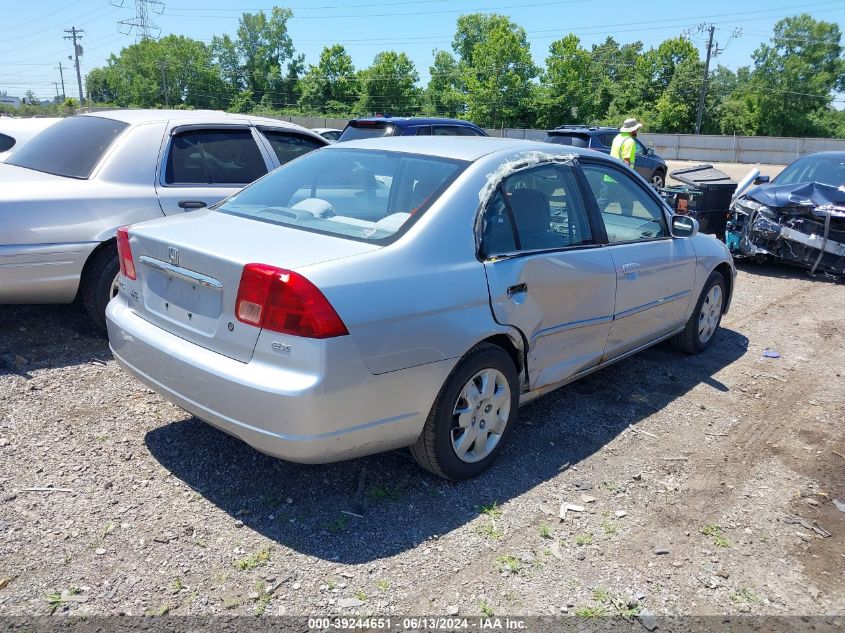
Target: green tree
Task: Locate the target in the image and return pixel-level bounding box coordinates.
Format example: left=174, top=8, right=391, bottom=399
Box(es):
left=538, top=34, right=593, bottom=127
left=356, top=50, right=420, bottom=115
left=453, top=13, right=537, bottom=127
left=424, top=49, right=464, bottom=117
left=298, top=45, right=358, bottom=115
left=748, top=14, right=845, bottom=136
left=235, top=7, right=296, bottom=108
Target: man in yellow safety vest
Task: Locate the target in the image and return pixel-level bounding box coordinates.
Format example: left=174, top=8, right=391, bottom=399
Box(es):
left=610, top=117, right=642, bottom=168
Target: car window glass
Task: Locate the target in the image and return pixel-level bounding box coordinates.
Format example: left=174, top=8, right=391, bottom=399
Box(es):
left=775, top=155, right=845, bottom=187
left=545, top=133, right=589, bottom=148
left=414, top=126, right=431, bottom=136
left=432, top=125, right=459, bottom=136
left=600, top=133, right=616, bottom=147
left=581, top=163, right=668, bottom=243
left=456, top=125, right=483, bottom=136
left=217, top=148, right=464, bottom=242
left=262, top=130, right=323, bottom=166
left=0, top=133, right=14, bottom=153
left=482, top=164, right=593, bottom=255
left=165, top=129, right=267, bottom=185
left=7, top=116, right=128, bottom=179
left=481, top=190, right=517, bottom=257
left=634, top=139, right=648, bottom=155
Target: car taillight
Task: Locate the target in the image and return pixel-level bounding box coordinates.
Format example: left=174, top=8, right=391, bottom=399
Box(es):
left=235, top=264, right=348, bottom=338
left=116, top=226, right=136, bottom=280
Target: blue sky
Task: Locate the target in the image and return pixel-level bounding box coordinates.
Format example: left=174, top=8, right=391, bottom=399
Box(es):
left=2, top=0, right=845, bottom=101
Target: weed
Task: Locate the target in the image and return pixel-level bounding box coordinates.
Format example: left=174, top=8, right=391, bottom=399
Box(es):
left=476, top=523, right=503, bottom=539
left=731, top=588, right=760, bottom=604
left=171, top=578, right=184, bottom=593
left=575, top=532, right=593, bottom=546
left=194, top=538, right=207, bottom=548
left=325, top=516, right=348, bottom=534
left=355, top=588, right=367, bottom=602
left=213, top=570, right=230, bottom=584
left=601, top=520, right=618, bottom=535
left=539, top=523, right=552, bottom=539
left=95, top=434, right=109, bottom=442
left=367, top=486, right=403, bottom=502
left=477, top=502, right=503, bottom=539
left=574, top=605, right=608, bottom=618
left=599, top=481, right=617, bottom=493
left=701, top=525, right=730, bottom=547
left=234, top=547, right=271, bottom=571
left=252, top=581, right=272, bottom=616
left=592, top=587, right=611, bottom=603
left=376, top=579, right=390, bottom=592
left=157, top=602, right=170, bottom=616
left=327, top=578, right=337, bottom=590
left=495, top=555, right=521, bottom=574
left=479, top=600, right=494, bottom=617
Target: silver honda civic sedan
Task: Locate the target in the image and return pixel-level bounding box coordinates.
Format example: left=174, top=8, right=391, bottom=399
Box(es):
left=107, top=137, right=735, bottom=480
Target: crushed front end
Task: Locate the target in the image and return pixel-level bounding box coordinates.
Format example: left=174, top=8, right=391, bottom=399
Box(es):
left=726, top=182, right=845, bottom=278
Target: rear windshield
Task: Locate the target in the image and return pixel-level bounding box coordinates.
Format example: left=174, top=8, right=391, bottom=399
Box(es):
left=545, top=133, right=590, bottom=148
left=216, top=148, right=466, bottom=243
left=339, top=121, right=398, bottom=141
left=7, top=116, right=128, bottom=179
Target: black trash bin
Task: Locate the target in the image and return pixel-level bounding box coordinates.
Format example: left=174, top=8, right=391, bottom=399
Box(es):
left=667, top=164, right=738, bottom=239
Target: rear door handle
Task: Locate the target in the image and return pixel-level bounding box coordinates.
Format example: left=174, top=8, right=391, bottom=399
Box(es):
left=507, top=283, right=528, bottom=296
left=178, top=200, right=207, bottom=210
left=622, top=263, right=640, bottom=274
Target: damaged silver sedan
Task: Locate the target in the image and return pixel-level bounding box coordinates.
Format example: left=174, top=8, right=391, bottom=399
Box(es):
left=727, top=151, right=845, bottom=277
left=108, top=138, right=735, bottom=480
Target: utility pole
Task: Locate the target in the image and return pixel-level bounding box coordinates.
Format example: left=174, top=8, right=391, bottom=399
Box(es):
left=56, top=62, right=66, bottom=99
left=695, top=24, right=715, bottom=136
left=53, top=81, right=61, bottom=101
left=63, top=27, right=85, bottom=106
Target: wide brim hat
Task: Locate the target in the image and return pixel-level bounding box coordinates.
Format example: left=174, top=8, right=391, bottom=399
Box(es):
left=620, top=118, right=643, bottom=133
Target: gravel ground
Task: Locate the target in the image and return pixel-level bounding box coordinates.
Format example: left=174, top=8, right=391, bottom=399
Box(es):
left=0, top=261, right=843, bottom=621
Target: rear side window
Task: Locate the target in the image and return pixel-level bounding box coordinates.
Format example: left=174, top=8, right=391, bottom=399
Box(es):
left=0, top=133, right=14, bottom=153
left=261, top=130, right=324, bottom=166
left=456, top=125, right=485, bottom=136
left=165, top=129, right=267, bottom=185
left=544, top=133, right=589, bottom=148
left=7, top=116, right=128, bottom=179
left=414, top=126, right=431, bottom=136
left=339, top=121, right=396, bottom=141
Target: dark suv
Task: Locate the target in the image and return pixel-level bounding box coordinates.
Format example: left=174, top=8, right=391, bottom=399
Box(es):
left=339, top=117, right=488, bottom=142
left=545, top=125, right=667, bottom=188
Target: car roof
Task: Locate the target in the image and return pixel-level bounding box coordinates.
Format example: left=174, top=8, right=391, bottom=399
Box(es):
left=79, top=109, right=320, bottom=135
left=326, top=136, right=600, bottom=162
left=548, top=126, right=617, bottom=134
left=349, top=117, right=483, bottom=128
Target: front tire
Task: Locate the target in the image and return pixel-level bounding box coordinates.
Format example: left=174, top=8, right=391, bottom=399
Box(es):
left=79, top=244, right=120, bottom=333
left=411, top=343, right=519, bottom=480
left=671, top=271, right=726, bottom=354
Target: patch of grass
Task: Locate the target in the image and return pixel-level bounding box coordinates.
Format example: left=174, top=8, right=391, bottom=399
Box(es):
left=222, top=595, right=247, bottom=609
left=325, top=515, right=349, bottom=534
left=326, top=578, right=337, bottom=590
left=731, top=587, right=760, bottom=604
left=367, top=485, right=403, bottom=502
left=599, top=481, right=617, bottom=493
left=701, top=524, right=730, bottom=547
left=574, top=605, right=608, bottom=618
left=355, top=588, right=367, bottom=602
left=376, top=579, right=390, bottom=592
left=253, top=581, right=272, bottom=616
left=62, top=553, right=72, bottom=565
left=575, top=532, right=593, bottom=546
left=45, top=588, right=79, bottom=614
left=477, top=502, right=504, bottom=539
left=156, top=602, right=170, bottom=616
left=171, top=578, right=184, bottom=593
left=194, top=538, right=207, bottom=548
left=259, top=493, right=286, bottom=509
left=479, top=599, right=494, bottom=617
left=539, top=522, right=552, bottom=539
left=213, top=570, right=230, bottom=584
left=95, top=434, right=109, bottom=442
left=592, top=587, right=611, bottom=603
left=495, top=555, right=521, bottom=574
left=234, top=547, right=271, bottom=571
left=601, top=520, right=618, bottom=535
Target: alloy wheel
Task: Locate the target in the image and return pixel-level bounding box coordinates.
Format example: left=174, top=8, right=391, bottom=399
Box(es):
left=450, top=368, right=511, bottom=463
left=698, top=284, right=723, bottom=344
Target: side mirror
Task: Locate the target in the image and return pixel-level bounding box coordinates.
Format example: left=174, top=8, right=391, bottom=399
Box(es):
left=753, top=175, right=770, bottom=185
left=671, top=215, right=698, bottom=238
left=646, top=147, right=655, bottom=156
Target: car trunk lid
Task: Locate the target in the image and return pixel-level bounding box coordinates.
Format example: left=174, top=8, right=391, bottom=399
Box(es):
left=125, top=209, right=379, bottom=362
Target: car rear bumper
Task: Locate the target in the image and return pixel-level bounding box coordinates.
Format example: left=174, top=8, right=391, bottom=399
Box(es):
left=106, top=297, right=455, bottom=464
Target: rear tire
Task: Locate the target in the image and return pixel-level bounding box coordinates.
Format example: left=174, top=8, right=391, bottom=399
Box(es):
left=411, top=343, right=519, bottom=480
left=671, top=271, right=726, bottom=354
left=650, top=170, right=666, bottom=188
left=79, top=243, right=120, bottom=333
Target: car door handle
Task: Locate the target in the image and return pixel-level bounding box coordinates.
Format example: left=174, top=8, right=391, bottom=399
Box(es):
left=507, top=283, right=528, bottom=296
left=178, top=200, right=207, bottom=210
left=622, top=263, right=640, bottom=274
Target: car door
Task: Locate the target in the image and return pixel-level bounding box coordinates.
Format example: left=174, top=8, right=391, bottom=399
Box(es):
left=481, top=163, right=618, bottom=389
left=155, top=124, right=274, bottom=215
left=633, top=138, right=658, bottom=181
left=580, top=160, right=696, bottom=360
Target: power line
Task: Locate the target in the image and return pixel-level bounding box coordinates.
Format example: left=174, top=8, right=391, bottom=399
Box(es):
left=113, top=0, right=165, bottom=41
left=63, top=26, right=85, bottom=104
